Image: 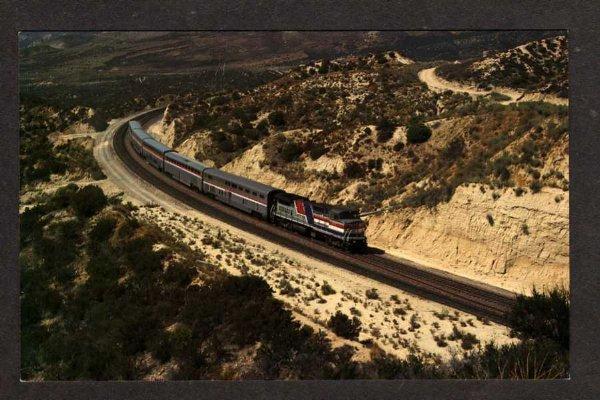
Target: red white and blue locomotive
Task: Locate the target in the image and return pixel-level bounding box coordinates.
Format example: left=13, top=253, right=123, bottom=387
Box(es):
left=127, top=120, right=368, bottom=251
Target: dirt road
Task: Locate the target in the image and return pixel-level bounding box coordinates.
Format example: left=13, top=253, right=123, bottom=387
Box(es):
left=418, top=67, right=568, bottom=106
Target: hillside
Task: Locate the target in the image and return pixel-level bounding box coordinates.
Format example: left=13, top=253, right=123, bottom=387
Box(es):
left=148, top=39, right=569, bottom=293
left=19, top=31, right=563, bottom=119
left=19, top=31, right=571, bottom=381
left=20, top=31, right=560, bottom=82
left=437, top=36, right=568, bottom=97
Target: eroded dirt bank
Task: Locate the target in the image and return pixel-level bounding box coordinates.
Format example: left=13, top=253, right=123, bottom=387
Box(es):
left=367, top=185, right=568, bottom=294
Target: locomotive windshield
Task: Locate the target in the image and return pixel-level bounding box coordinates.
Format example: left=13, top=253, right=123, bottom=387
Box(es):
left=335, top=210, right=360, bottom=220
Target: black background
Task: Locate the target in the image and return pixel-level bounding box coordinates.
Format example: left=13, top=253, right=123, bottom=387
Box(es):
left=1, top=1, right=599, bottom=399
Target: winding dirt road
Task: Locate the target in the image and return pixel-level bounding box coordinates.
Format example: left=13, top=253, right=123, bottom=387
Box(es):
left=418, top=67, right=568, bottom=106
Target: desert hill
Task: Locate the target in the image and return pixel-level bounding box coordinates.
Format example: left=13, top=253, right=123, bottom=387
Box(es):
left=148, top=36, right=569, bottom=293
left=437, top=36, right=568, bottom=97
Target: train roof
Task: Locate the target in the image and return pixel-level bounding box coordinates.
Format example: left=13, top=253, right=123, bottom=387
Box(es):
left=274, top=191, right=309, bottom=202
left=204, top=168, right=278, bottom=194
left=143, top=137, right=172, bottom=154
left=132, top=128, right=152, bottom=140
left=166, top=151, right=208, bottom=172
left=129, top=120, right=143, bottom=130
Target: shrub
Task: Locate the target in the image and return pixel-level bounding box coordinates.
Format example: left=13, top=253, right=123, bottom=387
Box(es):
left=51, top=183, right=79, bottom=209
left=268, top=111, right=286, bottom=127
left=486, top=213, right=494, bottom=226
left=309, top=143, right=328, bottom=160
left=441, top=138, right=464, bottom=161
left=376, top=119, right=395, bottom=143
left=491, top=154, right=514, bottom=182
left=367, top=158, right=383, bottom=171
left=406, top=121, right=432, bottom=144
left=509, top=287, right=570, bottom=350
left=279, top=278, right=298, bottom=297
left=71, top=185, right=107, bottom=218
left=393, top=307, right=407, bottom=316
left=344, top=162, right=365, bottom=179
left=280, top=141, right=302, bottom=162
left=88, top=216, right=117, bottom=243
left=328, top=311, right=362, bottom=340
left=457, top=339, right=568, bottom=379
left=489, top=92, right=511, bottom=102
left=321, top=281, right=336, bottom=296
left=256, top=119, right=269, bottom=135
left=393, top=141, right=405, bottom=151
left=365, top=288, right=380, bottom=300
left=529, top=179, right=542, bottom=193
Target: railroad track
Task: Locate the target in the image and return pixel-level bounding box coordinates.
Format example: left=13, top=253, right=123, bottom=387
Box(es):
left=111, top=110, right=517, bottom=325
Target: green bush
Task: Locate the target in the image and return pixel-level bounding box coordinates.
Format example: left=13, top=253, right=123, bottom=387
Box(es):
left=51, top=183, right=80, bottom=209
left=509, top=287, right=570, bottom=350
left=529, top=179, right=542, bottom=193
left=442, top=138, right=464, bottom=161
left=328, top=311, right=362, bottom=340
left=456, top=339, right=568, bottom=379
left=376, top=119, right=395, bottom=143
left=280, top=141, right=302, bottom=162
left=88, top=215, right=117, bottom=243
left=71, top=185, right=107, bottom=218
left=268, top=111, right=286, bottom=127
left=406, top=121, right=432, bottom=144
left=344, top=162, right=365, bottom=179
left=392, top=141, right=405, bottom=151
left=321, top=281, right=336, bottom=296
left=309, top=143, right=328, bottom=160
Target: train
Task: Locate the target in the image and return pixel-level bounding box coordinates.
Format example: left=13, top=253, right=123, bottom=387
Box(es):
left=127, top=120, right=368, bottom=252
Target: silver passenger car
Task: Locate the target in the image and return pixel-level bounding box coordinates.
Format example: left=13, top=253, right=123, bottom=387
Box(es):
left=202, top=168, right=279, bottom=218
left=142, top=138, right=172, bottom=170
left=164, top=152, right=207, bottom=191
left=128, top=121, right=151, bottom=155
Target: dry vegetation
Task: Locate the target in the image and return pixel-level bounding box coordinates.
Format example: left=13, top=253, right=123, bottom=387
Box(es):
left=437, top=36, right=568, bottom=97
left=20, top=184, right=568, bottom=380
left=154, top=43, right=568, bottom=213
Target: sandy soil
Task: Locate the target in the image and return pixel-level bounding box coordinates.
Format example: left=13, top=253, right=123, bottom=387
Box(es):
left=134, top=204, right=515, bottom=361
left=418, top=67, right=568, bottom=106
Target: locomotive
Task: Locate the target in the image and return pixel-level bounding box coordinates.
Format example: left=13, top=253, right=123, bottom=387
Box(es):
left=127, top=120, right=368, bottom=251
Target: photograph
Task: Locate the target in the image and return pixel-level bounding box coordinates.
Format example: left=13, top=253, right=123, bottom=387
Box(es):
left=19, top=30, right=569, bottom=381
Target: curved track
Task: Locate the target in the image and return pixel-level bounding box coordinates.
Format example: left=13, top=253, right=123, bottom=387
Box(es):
left=106, top=109, right=518, bottom=325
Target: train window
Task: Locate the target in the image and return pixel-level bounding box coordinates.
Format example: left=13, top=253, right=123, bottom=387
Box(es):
left=252, top=191, right=257, bottom=196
